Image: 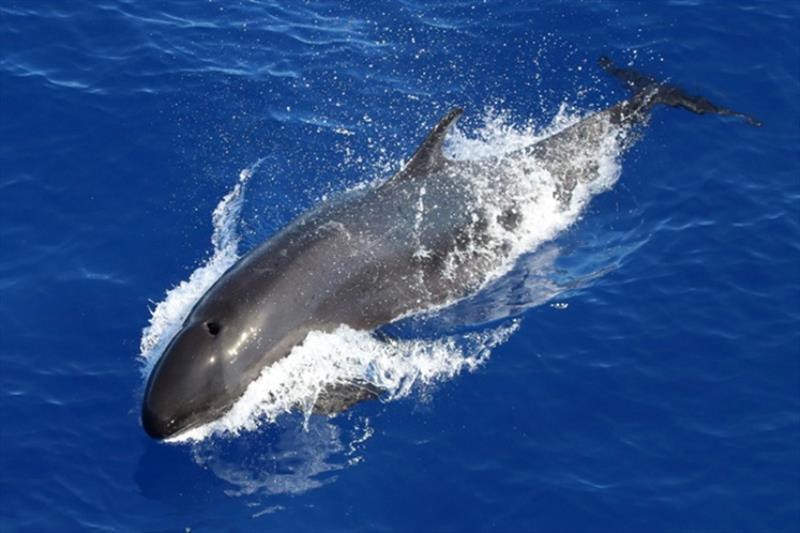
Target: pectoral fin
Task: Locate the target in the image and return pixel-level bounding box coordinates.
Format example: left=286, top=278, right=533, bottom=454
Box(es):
left=313, top=380, right=382, bottom=415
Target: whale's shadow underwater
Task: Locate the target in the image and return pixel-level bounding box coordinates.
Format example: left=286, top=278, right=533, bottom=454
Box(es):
left=141, top=57, right=759, bottom=440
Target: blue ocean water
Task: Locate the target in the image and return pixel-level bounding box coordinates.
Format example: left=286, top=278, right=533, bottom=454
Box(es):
left=2, top=1, right=799, bottom=531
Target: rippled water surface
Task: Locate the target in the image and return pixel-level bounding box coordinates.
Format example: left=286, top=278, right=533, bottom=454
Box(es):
left=2, top=1, right=798, bottom=531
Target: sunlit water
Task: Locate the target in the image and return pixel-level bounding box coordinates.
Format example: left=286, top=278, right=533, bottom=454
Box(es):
left=2, top=1, right=798, bottom=531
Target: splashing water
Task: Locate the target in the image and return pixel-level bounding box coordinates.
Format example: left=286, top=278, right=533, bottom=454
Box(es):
left=138, top=106, right=625, bottom=442
left=138, top=159, right=263, bottom=377
left=172, top=323, right=518, bottom=442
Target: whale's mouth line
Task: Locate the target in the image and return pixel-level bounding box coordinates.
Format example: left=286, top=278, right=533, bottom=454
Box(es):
left=139, top=105, right=626, bottom=443
left=158, top=402, right=236, bottom=442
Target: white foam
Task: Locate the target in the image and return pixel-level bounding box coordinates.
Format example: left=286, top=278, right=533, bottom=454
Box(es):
left=171, top=323, right=517, bottom=442
left=414, top=105, right=624, bottom=318
left=139, top=107, right=625, bottom=442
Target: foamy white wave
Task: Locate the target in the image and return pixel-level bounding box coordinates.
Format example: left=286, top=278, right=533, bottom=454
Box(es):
left=170, top=323, right=518, bottom=442
left=139, top=106, right=625, bottom=442
left=417, top=105, right=623, bottom=318
left=138, top=160, right=263, bottom=376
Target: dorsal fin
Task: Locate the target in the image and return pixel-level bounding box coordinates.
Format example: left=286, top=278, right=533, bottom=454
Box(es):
left=396, top=107, right=463, bottom=180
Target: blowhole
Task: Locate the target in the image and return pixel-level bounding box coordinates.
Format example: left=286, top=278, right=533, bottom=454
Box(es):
left=206, top=321, right=221, bottom=336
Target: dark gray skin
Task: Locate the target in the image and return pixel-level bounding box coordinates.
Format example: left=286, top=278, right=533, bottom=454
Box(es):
left=142, top=108, right=486, bottom=439
left=142, top=59, right=758, bottom=439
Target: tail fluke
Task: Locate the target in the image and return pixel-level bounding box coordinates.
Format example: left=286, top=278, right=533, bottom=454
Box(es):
left=599, top=56, right=762, bottom=127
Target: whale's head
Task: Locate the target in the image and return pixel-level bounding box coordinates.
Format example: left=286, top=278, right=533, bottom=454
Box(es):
left=141, top=316, right=260, bottom=440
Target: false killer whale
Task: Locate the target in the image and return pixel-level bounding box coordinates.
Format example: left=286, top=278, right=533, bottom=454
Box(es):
left=142, top=58, right=758, bottom=439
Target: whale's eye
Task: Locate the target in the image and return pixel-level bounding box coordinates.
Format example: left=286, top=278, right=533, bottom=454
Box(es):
left=205, top=321, right=221, bottom=336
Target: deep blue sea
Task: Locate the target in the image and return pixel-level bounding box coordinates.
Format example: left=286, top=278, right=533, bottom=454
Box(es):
left=2, top=1, right=799, bottom=532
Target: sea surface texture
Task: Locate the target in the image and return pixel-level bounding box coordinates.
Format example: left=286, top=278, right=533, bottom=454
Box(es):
left=1, top=1, right=798, bottom=531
